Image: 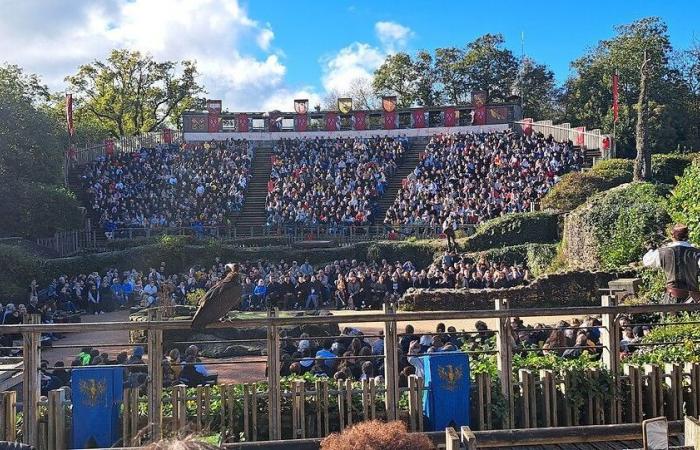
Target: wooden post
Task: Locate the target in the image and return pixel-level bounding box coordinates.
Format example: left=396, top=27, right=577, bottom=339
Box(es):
left=685, top=416, right=700, bottom=449
left=266, top=309, right=282, bottom=440
left=408, top=375, right=418, bottom=431
left=243, top=384, right=250, bottom=440
left=251, top=383, right=258, bottom=441
left=361, top=379, right=370, bottom=421
left=665, top=363, right=683, bottom=421
left=47, top=388, right=66, bottom=450
left=540, top=370, right=557, bottom=427
left=322, top=380, right=330, bottom=436
left=624, top=365, right=642, bottom=423
left=495, top=299, right=514, bottom=428
left=460, top=426, right=477, bottom=450
left=445, top=427, right=460, bottom=450
left=337, top=382, right=345, bottom=432
left=147, top=308, right=163, bottom=441
left=518, top=369, right=536, bottom=428
left=600, top=295, right=619, bottom=423
left=382, top=303, right=399, bottom=421
left=0, top=391, right=17, bottom=441
left=691, top=363, right=700, bottom=418
left=22, top=314, right=41, bottom=447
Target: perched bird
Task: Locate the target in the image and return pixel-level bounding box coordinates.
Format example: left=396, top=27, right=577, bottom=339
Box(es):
left=191, top=263, right=242, bottom=329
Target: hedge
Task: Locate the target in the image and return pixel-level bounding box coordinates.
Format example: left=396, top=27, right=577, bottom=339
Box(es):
left=460, top=211, right=560, bottom=251
left=667, top=161, right=700, bottom=244
left=541, top=153, right=698, bottom=213
left=459, top=243, right=558, bottom=276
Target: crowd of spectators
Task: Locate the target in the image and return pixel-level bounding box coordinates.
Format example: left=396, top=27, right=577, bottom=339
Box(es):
left=384, top=131, right=584, bottom=229
left=81, top=140, right=253, bottom=234
left=265, top=136, right=407, bottom=228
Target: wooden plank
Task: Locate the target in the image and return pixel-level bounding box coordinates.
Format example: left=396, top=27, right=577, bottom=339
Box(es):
left=461, top=426, right=477, bottom=450
left=196, top=386, right=204, bottom=432
left=129, top=387, right=139, bottom=446
left=692, top=363, right=700, bottom=418
left=369, top=378, right=377, bottom=421
left=417, top=376, right=424, bottom=432
left=22, top=314, right=41, bottom=447
left=408, top=375, right=417, bottom=431
left=220, top=384, right=228, bottom=436
left=266, top=310, right=282, bottom=440
left=147, top=308, right=163, bottom=441
left=476, top=373, right=486, bottom=430
left=345, top=379, right=353, bottom=427
left=337, top=381, right=345, bottom=432
left=685, top=416, right=700, bottom=449
left=315, top=379, right=323, bottom=438
left=599, top=296, right=619, bottom=424
left=540, top=370, right=553, bottom=427
left=518, top=369, right=536, bottom=428
left=665, top=363, right=682, bottom=421
left=445, top=427, right=460, bottom=450
left=294, top=381, right=304, bottom=439
left=122, top=388, right=131, bottom=445
left=291, top=382, right=299, bottom=439
left=251, top=383, right=258, bottom=441
left=227, top=385, right=236, bottom=437
left=382, top=303, right=399, bottom=421
left=243, top=384, right=250, bottom=441
left=495, top=299, right=514, bottom=428
left=0, top=391, right=17, bottom=441
left=362, top=379, right=370, bottom=421
left=48, top=388, right=66, bottom=450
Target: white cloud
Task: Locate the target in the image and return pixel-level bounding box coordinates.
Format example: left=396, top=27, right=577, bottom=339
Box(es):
left=320, top=21, right=413, bottom=95
left=0, top=0, right=310, bottom=111
left=374, top=21, right=414, bottom=51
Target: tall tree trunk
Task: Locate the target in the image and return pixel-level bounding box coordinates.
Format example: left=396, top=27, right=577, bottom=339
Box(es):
left=634, top=51, right=652, bottom=181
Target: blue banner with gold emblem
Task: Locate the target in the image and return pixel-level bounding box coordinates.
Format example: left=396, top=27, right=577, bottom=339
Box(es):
left=422, top=352, right=470, bottom=431
left=72, top=367, right=124, bottom=448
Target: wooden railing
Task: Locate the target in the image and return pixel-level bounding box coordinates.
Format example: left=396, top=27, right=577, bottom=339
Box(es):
left=512, top=120, right=614, bottom=160
left=3, top=300, right=700, bottom=448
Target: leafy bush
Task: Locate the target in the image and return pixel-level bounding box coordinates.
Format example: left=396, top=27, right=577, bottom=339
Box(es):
left=625, top=313, right=700, bottom=365
left=590, top=158, right=634, bottom=184
left=186, top=288, right=206, bottom=306
left=564, top=182, right=671, bottom=269
left=0, top=181, right=82, bottom=238
left=0, top=244, right=40, bottom=299
left=540, top=171, right=619, bottom=212
left=667, top=161, right=700, bottom=244
left=462, top=212, right=559, bottom=251
left=652, top=153, right=699, bottom=185
left=460, top=243, right=557, bottom=277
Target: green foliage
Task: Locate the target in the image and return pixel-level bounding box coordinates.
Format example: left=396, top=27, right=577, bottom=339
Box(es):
left=625, top=312, right=700, bottom=365
left=583, top=182, right=670, bottom=268
left=0, top=244, right=40, bottom=299
left=526, top=244, right=559, bottom=277
left=0, top=180, right=82, bottom=238
left=65, top=49, right=204, bottom=137
left=460, top=243, right=557, bottom=276
left=636, top=267, right=667, bottom=303
left=651, top=153, right=698, bottom=184
left=668, top=161, right=700, bottom=243
left=463, top=212, right=559, bottom=251
left=541, top=172, right=619, bottom=213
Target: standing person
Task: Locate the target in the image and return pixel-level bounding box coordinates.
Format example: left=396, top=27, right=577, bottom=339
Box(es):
left=442, top=215, right=457, bottom=252
left=643, top=224, right=700, bottom=303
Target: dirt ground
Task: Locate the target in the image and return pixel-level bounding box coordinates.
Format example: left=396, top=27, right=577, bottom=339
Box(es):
left=40, top=309, right=578, bottom=384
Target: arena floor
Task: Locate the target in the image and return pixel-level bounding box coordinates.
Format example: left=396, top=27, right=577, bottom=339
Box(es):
left=41, top=310, right=574, bottom=384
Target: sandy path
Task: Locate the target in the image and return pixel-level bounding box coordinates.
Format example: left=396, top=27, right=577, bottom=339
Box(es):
left=40, top=309, right=581, bottom=384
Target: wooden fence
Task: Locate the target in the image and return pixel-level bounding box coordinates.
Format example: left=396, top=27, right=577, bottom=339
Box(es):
left=512, top=119, right=613, bottom=159
left=3, top=299, right=700, bottom=448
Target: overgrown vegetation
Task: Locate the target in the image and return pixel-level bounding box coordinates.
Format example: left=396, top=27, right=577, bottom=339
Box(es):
left=461, top=211, right=559, bottom=251
left=625, top=312, right=700, bottom=365
left=667, top=161, right=700, bottom=243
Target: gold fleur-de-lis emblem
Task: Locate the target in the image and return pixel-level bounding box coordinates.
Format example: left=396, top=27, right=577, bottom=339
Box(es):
left=438, top=365, right=463, bottom=391
left=79, top=379, right=107, bottom=407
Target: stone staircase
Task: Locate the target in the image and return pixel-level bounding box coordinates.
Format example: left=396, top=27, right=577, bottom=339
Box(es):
left=234, top=143, right=274, bottom=232
left=374, top=137, right=426, bottom=223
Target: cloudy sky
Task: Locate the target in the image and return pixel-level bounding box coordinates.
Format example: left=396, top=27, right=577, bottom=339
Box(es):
left=0, top=0, right=697, bottom=111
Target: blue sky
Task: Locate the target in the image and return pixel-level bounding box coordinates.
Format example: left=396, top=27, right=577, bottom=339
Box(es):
left=1, top=0, right=698, bottom=111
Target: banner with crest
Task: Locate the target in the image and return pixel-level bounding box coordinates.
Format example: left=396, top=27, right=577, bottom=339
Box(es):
left=383, top=111, right=396, bottom=130
left=575, top=126, right=586, bottom=146
left=522, top=118, right=533, bottom=135
left=382, top=96, right=397, bottom=113
left=486, top=106, right=511, bottom=124
left=294, top=99, right=309, bottom=115
left=412, top=109, right=426, bottom=128
left=443, top=107, right=457, bottom=127
left=207, top=115, right=220, bottom=132
left=294, top=114, right=308, bottom=132
left=472, top=91, right=487, bottom=126
left=206, top=99, right=222, bottom=115
left=338, top=97, right=352, bottom=114
left=325, top=112, right=338, bottom=131
left=237, top=113, right=249, bottom=132
left=353, top=111, right=367, bottom=130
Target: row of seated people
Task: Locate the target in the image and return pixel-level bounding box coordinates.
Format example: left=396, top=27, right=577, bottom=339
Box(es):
left=384, top=131, right=584, bottom=228
left=81, top=139, right=252, bottom=233
left=265, top=136, right=407, bottom=228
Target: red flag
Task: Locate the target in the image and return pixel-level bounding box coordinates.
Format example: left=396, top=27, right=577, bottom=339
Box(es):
left=612, top=71, right=619, bottom=123
left=65, top=93, right=75, bottom=136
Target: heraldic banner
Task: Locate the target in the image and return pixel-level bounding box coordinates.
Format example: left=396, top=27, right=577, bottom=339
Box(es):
left=575, top=126, right=586, bottom=146
left=72, top=367, right=124, bottom=448
left=472, top=91, right=487, bottom=126
left=412, top=109, right=426, bottom=128
left=522, top=117, right=533, bottom=135
left=325, top=112, right=338, bottom=131
left=237, top=113, right=249, bottom=132
left=354, top=111, right=367, bottom=131
left=294, top=114, right=308, bottom=132
left=443, top=107, right=457, bottom=127
left=422, top=352, right=470, bottom=431
left=338, top=97, right=352, bottom=114
left=207, top=99, right=222, bottom=133
left=384, top=111, right=396, bottom=130
left=294, top=98, right=309, bottom=115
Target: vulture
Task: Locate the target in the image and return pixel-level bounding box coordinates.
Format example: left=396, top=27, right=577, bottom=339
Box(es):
left=191, top=263, right=242, bottom=329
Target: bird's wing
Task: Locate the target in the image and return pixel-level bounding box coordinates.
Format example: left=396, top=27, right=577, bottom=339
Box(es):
left=191, top=276, right=242, bottom=329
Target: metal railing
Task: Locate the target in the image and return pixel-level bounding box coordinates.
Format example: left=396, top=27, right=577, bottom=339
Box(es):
left=513, top=120, right=614, bottom=159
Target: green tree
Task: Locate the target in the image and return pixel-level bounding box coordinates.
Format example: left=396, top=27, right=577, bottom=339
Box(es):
left=460, top=34, right=519, bottom=102
left=372, top=52, right=418, bottom=108
left=434, top=47, right=468, bottom=104
left=519, top=57, right=560, bottom=119
left=668, top=162, right=700, bottom=244
left=66, top=49, right=204, bottom=137
left=413, top=51, right=439, bottom=106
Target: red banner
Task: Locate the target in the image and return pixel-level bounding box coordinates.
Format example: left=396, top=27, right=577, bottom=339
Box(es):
left=353, top=111, right=367, bottom=130
left=444, top=107, right=457, bottom=127
left=294, top=114, right=308, bottom=132
left=383, top=111, right=396, bottom=130
left=522, top=118, right=533, bottom=135
left=104, top=139, right=114, bottom=158
left=163, top=129, right=172, bottom=144
left=612, top=71, right=619, bottom=123
left=65, top=93, right=75, bottom=137
left=208, top=115, right=220, bottom=132
left=206, top=99, right=222, bottom=115
left=412, top=109, right=425, bottom=128
left=575, top=126, right=586, bottom=146
left=237, top=113, right=249, bottom=132
left=269, top=112, right=281, bottom=132
left=325, top=112, right=338, bottom=131
left=472, top=91, right=487, bottom=125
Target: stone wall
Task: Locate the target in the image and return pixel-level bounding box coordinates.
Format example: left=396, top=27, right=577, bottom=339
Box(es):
left=401, top=269, right=633, bottom=311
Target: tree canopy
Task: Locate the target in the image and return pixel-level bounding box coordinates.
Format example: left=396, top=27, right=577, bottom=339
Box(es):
left=66, top=49, right=204, bottom=137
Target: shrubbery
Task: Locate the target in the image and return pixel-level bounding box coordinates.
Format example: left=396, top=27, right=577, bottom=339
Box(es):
left=667, top=161, right=700, bottom=243
left=461, top=243, right=558, bottom=277
left=461, top=211, right=559, bottom=251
